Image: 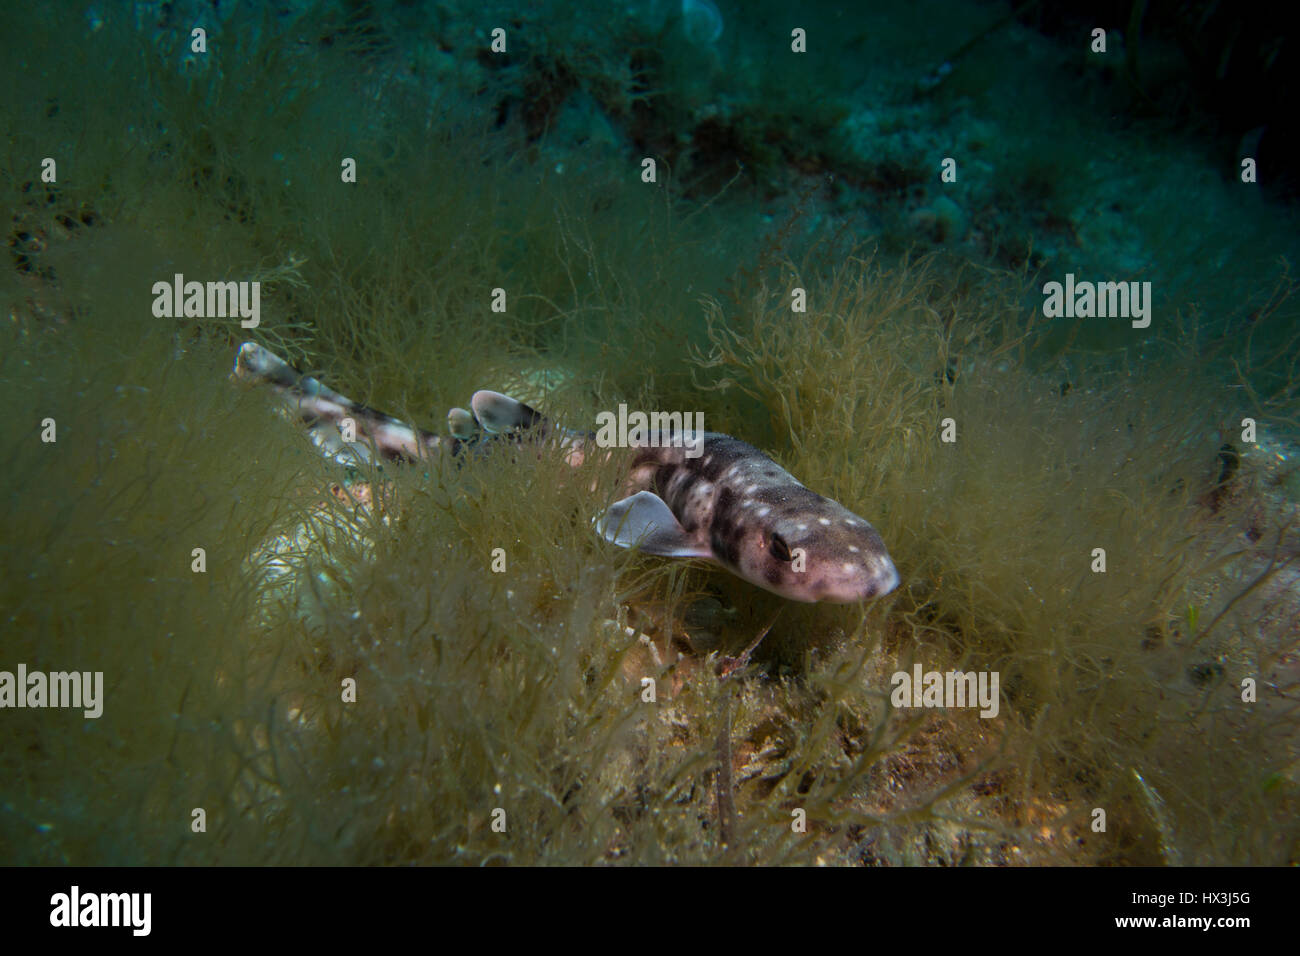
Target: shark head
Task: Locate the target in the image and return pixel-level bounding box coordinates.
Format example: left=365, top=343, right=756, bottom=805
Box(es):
left=708, top=484, right=899, bottom=604
left=596, top=440, right=900, bottom=605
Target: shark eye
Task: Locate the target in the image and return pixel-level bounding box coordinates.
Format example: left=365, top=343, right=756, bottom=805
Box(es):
left=768, top=533, right=792, bottom=562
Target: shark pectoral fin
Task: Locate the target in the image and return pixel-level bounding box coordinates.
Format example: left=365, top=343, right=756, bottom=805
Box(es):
left=470, top=390, right=547, bottom=435
left=594, top=491, right=714, bottom=559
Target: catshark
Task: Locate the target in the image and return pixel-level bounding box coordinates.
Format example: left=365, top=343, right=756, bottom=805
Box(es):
left=233, top=342, right=899, bottom=604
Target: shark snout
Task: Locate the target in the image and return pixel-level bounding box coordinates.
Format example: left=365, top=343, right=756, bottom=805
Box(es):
left=823, top=553, right=900, bottom=604
left=868, top=555, right=901, bottom=599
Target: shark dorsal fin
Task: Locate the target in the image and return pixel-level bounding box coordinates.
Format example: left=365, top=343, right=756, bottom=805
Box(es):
left=470, top=390, right=547, bottom=435
left=447, top=407, right=478, bottom=440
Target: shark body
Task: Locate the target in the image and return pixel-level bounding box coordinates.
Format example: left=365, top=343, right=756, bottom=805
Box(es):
left=234, top=342, right=899, bottom=604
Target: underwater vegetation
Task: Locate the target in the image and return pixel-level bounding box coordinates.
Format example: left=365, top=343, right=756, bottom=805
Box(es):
left=2, top=1, right=1298, bottom=866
